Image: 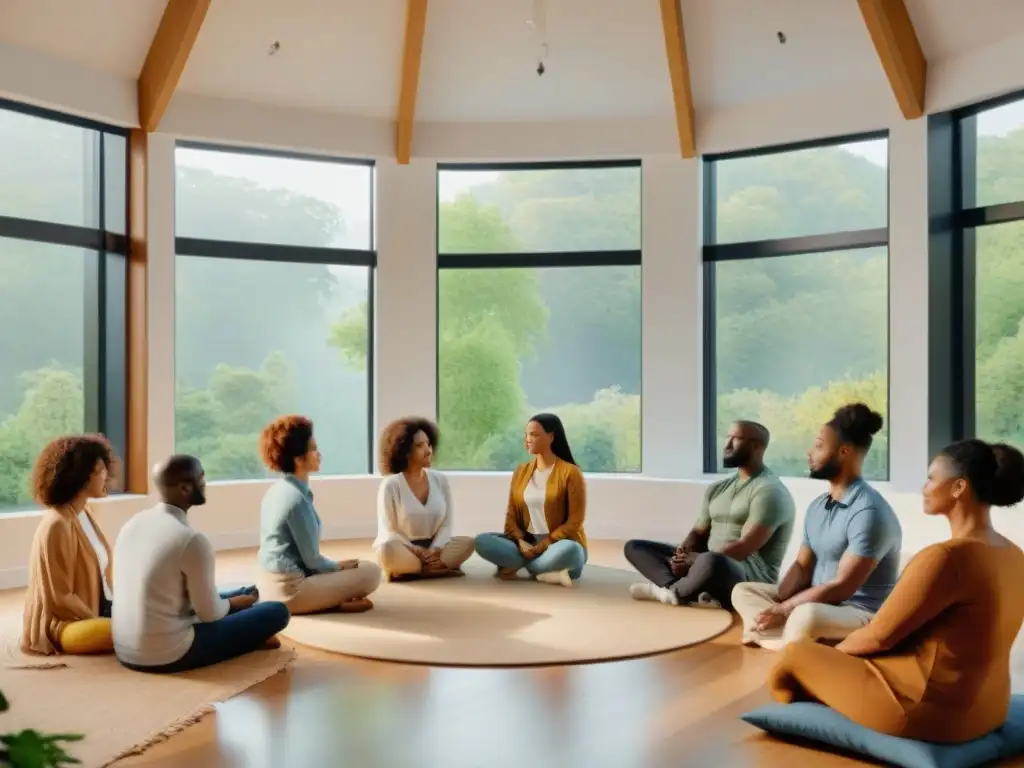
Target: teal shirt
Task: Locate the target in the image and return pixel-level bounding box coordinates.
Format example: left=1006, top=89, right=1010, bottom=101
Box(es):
left=257, top=475, right=338, bottom=576
left=696, top=468, right=796, bottom=583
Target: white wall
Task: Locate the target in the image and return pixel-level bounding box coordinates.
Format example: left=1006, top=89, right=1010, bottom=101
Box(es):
left=3, top=33, right=1024, bottom=588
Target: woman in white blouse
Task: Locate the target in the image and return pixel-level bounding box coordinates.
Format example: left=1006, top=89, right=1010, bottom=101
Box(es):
left=374, top=418, right=475, bottom=580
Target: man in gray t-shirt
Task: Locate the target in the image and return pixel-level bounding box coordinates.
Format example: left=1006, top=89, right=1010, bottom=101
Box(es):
left=625, top=421, right=795, bottom=609
left=732, top=403, right=902, bottom=651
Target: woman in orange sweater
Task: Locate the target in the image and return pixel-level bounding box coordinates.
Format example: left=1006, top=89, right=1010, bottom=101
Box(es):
left=22, top=435, right=119, bottom=656
left=474, top=413, right=587, bottom=587
left=767, top=438, right=1024, bottom=744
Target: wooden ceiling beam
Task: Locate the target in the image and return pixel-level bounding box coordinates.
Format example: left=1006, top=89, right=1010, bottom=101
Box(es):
left=396, top=0, right=428, bottom=164
left=857, top=0, right=927, bottom=119
left=138, top=0, right=211, bottom=132
left=658, top=0, right=696, bottom=158
left=126, top=131, right=149, bottom=494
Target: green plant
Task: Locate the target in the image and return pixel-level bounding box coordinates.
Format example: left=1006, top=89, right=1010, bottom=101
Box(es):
left=0, top=689, right=82, bottom=767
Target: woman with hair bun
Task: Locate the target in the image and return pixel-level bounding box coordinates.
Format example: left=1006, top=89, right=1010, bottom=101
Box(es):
left=256, top=415, right=381, bottom=614
left=768, top=438, right=1024, bottom=744
left=22, top=434, right=119, bottom=656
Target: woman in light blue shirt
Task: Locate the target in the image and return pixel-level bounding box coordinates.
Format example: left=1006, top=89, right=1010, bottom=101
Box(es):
left=255, top=415, right=381, bottom=614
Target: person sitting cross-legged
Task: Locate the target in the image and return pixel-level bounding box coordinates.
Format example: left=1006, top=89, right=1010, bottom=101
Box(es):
left=256, top=415, right=381, bottom=613
left=625, top=421, right=795, bottom=609
left=767, top=440, right=1024, bottom=744
left=732, top=403, right=902, bottom=651
left=22, top=434, right=120, bottom=657
left=113, top=455, right=290, bottom=674
left=374, top=417, right=475, bottom=581
left=474, top=413, right=587, bottom=587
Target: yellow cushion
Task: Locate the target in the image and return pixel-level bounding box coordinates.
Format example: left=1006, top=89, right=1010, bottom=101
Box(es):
left=59, top=618, right=113, bottom=655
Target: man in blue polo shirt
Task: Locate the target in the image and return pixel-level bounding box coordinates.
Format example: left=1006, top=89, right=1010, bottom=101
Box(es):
left=732, top=403, right=902, bottom=651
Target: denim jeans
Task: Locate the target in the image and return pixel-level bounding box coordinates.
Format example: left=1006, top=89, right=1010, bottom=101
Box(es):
left=474, top=533, right=587, bottom=580
left=121, top=587, right=290, bottom=674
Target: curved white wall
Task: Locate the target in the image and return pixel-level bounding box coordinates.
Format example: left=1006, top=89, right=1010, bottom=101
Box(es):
left=1, top=34, right=1024, bottom=587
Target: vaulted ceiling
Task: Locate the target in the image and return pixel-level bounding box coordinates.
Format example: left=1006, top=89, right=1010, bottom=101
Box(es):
left=1, top=0, right=1022, bottom=160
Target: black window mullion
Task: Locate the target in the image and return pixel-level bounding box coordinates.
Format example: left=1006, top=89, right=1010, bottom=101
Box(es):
left=438, top=159, right=639, bottom=172
left=366, top=266, right=376, bottom=474
left=702, top=159, right=718, bottom=473
left=437, top=250, right=640, bottom=270
left=175, top=237, right=376, bottom=267
left=83, top=130, right=104, bottom=436
left=702, top=228, right=888, bottom=264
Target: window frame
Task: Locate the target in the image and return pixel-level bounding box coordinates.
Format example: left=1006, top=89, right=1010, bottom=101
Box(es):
left=930, top=89, right=1024, bottom=454
left=0, top=97, right=130, bottom=487
left=701, top=130, right=892, bottom=477
left=434, top=158, right=643, bottom=472
left=172, top=141, right=377, bottom=474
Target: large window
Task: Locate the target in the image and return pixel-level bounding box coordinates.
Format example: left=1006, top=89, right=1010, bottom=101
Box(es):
left=945, top=96, right=1024, bottom=449
left=174, top=145, right=374, bottom=481
left=0, top=101, right=127, bottom=509
left=703, top=135, right=890, bottom=480
left=435, top=162, right=642, bottom=473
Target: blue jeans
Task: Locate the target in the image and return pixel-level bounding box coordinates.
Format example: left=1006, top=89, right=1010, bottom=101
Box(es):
left=121, top=587, right=290, bottom=674
left=474, top=533, right=587, bottom=580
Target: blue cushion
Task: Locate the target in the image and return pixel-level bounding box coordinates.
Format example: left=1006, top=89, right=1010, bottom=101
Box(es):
left=740, top=696, right=1024, bottom=768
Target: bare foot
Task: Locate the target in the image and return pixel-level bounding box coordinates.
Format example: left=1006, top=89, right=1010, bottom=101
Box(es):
left=496, top=567, right=519, bottom=580
left=263, top=635, right=282, bottom=650
left=338, top=598, right=374, bottom=613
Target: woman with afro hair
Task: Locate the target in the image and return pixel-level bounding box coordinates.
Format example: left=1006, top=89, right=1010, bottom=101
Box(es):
left=373, top=417, right=474, bottom=580
left=255, top=415, right=381, bottom=614
left=22, top=434, right=119, bottom=656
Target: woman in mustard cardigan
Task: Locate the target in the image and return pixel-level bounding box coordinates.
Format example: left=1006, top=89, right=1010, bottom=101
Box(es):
left=22, top=435, right=118, bottom=656
left=474, top=413, right=587, bottom=587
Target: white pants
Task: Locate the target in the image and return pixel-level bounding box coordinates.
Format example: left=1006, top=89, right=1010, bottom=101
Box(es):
left=731, top=582, right=874, bottom=651
left=256, top=562, right=381, bottom=615
left=376, top=536, right=476, bottom=577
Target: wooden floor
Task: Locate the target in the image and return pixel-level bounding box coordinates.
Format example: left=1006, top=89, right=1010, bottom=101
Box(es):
left=13, top=539, right=1024, bottom=768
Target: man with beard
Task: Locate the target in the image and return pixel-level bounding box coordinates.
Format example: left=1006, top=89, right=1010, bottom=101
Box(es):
left=624, top=421, right=795, bottom=609
left=112, top=455, right=290, bottom=673
left=732, top=403, right=902, bottom=651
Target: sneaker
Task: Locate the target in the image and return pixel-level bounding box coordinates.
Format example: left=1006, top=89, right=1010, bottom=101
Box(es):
left=630, top=583, right=658, bottom=601
left=535, top=569, right=573, bottom=587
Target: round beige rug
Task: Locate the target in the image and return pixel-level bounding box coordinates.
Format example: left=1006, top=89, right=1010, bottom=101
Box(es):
left=281, top=559, right=734, bottom=666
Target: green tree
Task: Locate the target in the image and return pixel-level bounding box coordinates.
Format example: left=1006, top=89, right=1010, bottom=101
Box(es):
left=0, top=365, right=84, bottom=506
left=710, top=145, right=891, bottom=477
left=333, top=172, right=644, bottom=473
left=963, top=129, right=1024, bottom=447
left=333, top=194, right=547, bottom=468
left=171, top=161, right=370, bottom=479
left=0, top=125, right=371, bottom=506
left=176, top=352, right=298, bottom=480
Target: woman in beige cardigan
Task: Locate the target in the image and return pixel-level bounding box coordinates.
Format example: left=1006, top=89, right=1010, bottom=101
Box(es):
left=22, top=435, right=118, bottom=656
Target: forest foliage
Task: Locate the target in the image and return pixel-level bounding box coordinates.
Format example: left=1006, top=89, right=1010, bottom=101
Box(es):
left=2, top=117, right=1023, bottom=507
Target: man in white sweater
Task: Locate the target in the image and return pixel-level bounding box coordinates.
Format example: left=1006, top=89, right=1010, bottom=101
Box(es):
left=112, top=455, right=290, bottom=673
